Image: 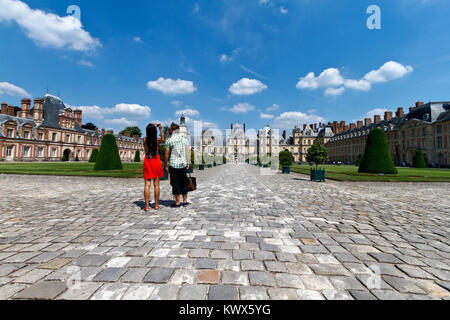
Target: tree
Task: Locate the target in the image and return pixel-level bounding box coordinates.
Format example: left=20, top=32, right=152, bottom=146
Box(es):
left=94, top=134, right=123, bottom=170
left=134, top=150, right=141, bottom=163
left=82, top=122, right=97, bottom=130
left=356, top=154, right=364, bottom=166
left=359, top=128, right=397, bottom=174
left=89, top=149, right=99, bottom=163
left=306, top=144, right=329, bottom=170
left=414, top=150, right=427, bottom=168
left=279, top=150, right=293, bottom=167
left=120, top=126, right=142, bottom=137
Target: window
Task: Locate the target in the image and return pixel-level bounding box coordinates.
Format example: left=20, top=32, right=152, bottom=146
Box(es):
left=52, top=148, right=57, bottom=157
left=7, top=129, right=13, bottom=138
left=423, top=128, right=427, bottom=136
left=52, top=133, right=57, bottom=142
left=411, top=129, right=416, bottom=138
left=402, top=131, right=406, bottom=139
left=23, top=131, right=30, bottom=139
left=66, top=134, right=70, bottom=143
left=437, top=125, right=442, bottom=134
left=77, top=136, right=81, bottom=143
left=6, top=146, right=14, bottom=157
left=422, top=139, right=427, bottom=149
left=437, top=137, right=443, bottom=149
left=38, top=133, right=44, bottom=140
left=23, top=146, right=30, bottom=157
left=38, top=148, right=44, bottom=157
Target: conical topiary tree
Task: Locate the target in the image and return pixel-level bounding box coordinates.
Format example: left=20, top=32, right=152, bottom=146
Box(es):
left=414, top=150, right=427, bottom=168
left=359, top=128, right=397, bottom=174
left=89, top=149, right=99, bottom=163
left=134, top=150, right=141, bottom=162
left=94, top=134, right=123, bottom=170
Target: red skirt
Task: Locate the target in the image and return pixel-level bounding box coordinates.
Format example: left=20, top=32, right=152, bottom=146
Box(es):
left=143, top=154, right=163, bottom=180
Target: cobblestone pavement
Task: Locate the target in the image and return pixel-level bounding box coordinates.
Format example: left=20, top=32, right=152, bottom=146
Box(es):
left=0, top=164, right=449, bottom=300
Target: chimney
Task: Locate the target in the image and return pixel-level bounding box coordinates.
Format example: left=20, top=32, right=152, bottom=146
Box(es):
left=319, top=122, right=323, bottom=128
left=231, top=124, right=233, bottom=130
left=33, top=98, right=44, bottom=122
left=374, top=115, right=381, bottom=124
left=282, top=130, right=287, bottom=140
left=350, top=123, right=356, bottom=130
left=303, top=124, right=307, bottom=130
left=133, top=134, right=140, bottom=142
left=243, top=123, right=246, bottom=133
left=74, top=109, right=82, bottom=126
left=396, top=107, right=404, bottom=118
left=332, top=121, right=338, bottom=134
left=409, top=107, right=415, bottom=113
left=7, top=105, right=14, bottom=116
left=365, top=118, right=372, bottom=126
left=384, top=111, right=393, bottom=121
left=314, top=123, right=317, bottom=130
left=124, top=131, right=130, bottom=137
left=21, top=98, right=31, bottom=118
left=101, top=128, right=105, bottom=135
left=344, top=125, right=349, bottom=132
left=95, top=128, right=99, bottom=135
left=416, top=101, right=424, bottom=108
left=1, top=102, right=7, bottom=114
left=357, top=121, right=363, bottom=129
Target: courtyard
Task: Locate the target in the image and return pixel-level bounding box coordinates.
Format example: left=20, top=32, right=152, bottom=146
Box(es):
left=0, top=164, right=449, bottom=300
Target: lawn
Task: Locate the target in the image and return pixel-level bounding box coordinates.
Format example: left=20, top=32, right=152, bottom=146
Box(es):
left=0, top=162, right=145, bottom=178
left=291, top=164, right=450, bottom=182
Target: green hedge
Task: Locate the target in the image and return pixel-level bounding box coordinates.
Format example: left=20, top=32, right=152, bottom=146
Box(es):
left=134, top=150, right=141, bottom=162
left=414, top=150, right=427, bottom=168
left=359, top=128, right=397, bottom=174
left=89, top=149, right=99, bottom=163
left=94, top=134, right=123, bottom=170
left=279, top=150, right=293, bottom=167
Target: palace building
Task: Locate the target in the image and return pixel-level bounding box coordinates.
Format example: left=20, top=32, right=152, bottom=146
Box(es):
left=0, top=94, right=144, bottom=162
left=326, top=101, right=450, bottom=167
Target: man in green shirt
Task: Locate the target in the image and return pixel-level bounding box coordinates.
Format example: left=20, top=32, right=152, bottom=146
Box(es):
left=164, top=123, right=191, bottom=207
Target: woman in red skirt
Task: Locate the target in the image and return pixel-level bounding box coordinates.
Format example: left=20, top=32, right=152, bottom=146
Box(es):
left=143, top=123, right=165, bottom=211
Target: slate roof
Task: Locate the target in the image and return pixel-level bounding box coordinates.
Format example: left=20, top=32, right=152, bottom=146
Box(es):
left=40, top=94, right=84, bottom=133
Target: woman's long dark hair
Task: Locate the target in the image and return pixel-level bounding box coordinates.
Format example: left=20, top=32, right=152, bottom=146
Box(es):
left=146, top=124, right=157, bottom=158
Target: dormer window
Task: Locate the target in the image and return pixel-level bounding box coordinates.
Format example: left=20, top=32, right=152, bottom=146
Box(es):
left=23, top=131, right=30, bottom=139
left=7, top=128, right=14, bottom=138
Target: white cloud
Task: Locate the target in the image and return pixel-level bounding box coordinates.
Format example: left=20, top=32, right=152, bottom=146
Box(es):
left=260, top=113, right=275, bottom=119
left=296, top=61, right=413, bottom=95
left=325, top=87, right=345, bottom=96
left=75, top=105, right=105, bottom=120
left=77, top=60, right=94, bottom=68
left=365, top=108, right=389, bottom=119
left=220, top=54, right=232, bottom=63
left=171, top=100, right=183, bottom=108
left=147, top=77, right=197, bottom=95
left=296, top=68, right=344, bottom=90
left=229, top=102, right=255, bottom=114
left=175, top=108, right=200, bottom=118
left=74, top=103, right=151, bottom=120
left=133, top=36, right=143, bottom=43
left=363, top=61, right=414, bottom=84
left=229, top=78, right=268, bottom=95
left=280, top=6, right=288, bottom=14
left=266, top=104, right=279, bottom=112
left=0, top=81, right=30, bottom=97
left=273, top=111, right=326, bottom=129
left=104, top=117, right=137, bottom=127
left=259, top=0, right=270, bottom=4
left=0, top=0, right=100, bottom=51
left=108, top=103, right=151, bottom=118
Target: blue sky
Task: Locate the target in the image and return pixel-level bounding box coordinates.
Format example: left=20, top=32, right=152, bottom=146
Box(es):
left=1, top=0, right=450, bottom=134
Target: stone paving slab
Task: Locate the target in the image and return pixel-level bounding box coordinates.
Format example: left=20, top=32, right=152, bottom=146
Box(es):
left=0, top=164, right=449, bottom=300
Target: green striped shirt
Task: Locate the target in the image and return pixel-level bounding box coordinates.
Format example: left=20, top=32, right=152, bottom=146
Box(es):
left=166, top=134, right=188, bottom=169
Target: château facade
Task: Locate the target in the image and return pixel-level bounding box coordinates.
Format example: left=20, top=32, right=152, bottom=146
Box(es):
left=0, top=94, right=144, bottom=162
